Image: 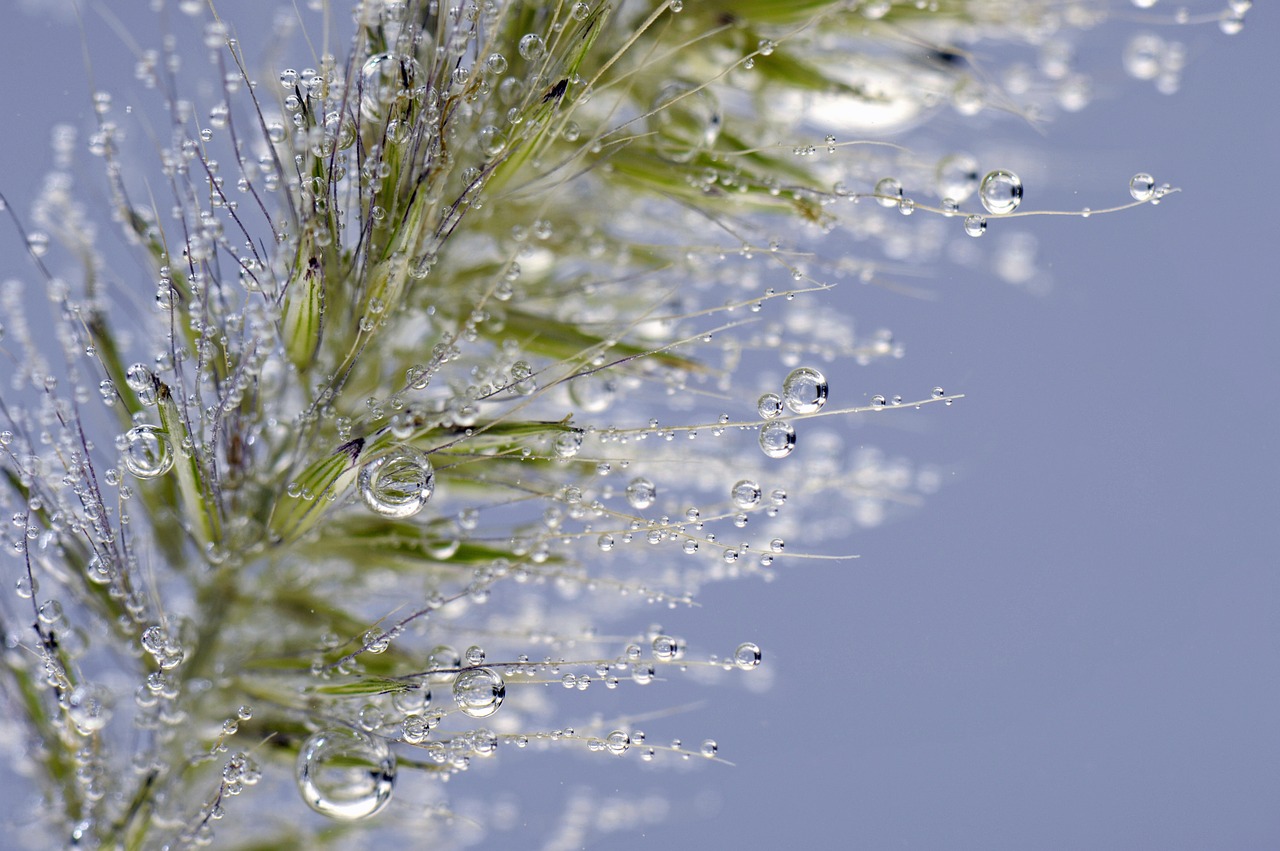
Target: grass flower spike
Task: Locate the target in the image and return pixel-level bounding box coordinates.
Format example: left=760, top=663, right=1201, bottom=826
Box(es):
left=0, top=0, right=1250, bottom=847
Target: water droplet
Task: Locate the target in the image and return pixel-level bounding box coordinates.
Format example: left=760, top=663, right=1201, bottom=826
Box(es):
left=122, top=426, right=174, bottom=479
left=648, top=81, right=722, bottom=163
left=625, top=476, right=656, bottom=510
left=781, top=367, right=828, bottom=414
left=873, top=177, right=903, bottom=208
left=569, top=373, right=617, bottom=413
left=733, top=642, right=762, bottom=670
left=26, top=232, right=50, bottom=258
left=700, top=739, right=718, bottom=758
left=296, top=729, right=395, bottom=820
left=758, top=421, right=796, bottom=459
left=932, top=386, right=946, bottom=398
left=359, top=53, right=422, bottom=122
left=731, top=479, right=762, bottom=509
left=1129, top=172, right=1156, bottom=202
left=553, top=431, right=584, bottom=459
left=452, top=668, right=506, bottom=718
left=756, top=392, right=784, bottom=419
left=935, top=153, right=980, bottom=203
left=358, top=448, right=434, bottom=518
left=606, top=730, right=630, bottom=755
left=979, top=170, right=1023, bottom=215
left=963, top=215, right=987, bottom=237
left=67, top=683, right=114, bottom=734
left=652, top=634, right=683, bottom=661
left=518, top=33, right=546, bottom=61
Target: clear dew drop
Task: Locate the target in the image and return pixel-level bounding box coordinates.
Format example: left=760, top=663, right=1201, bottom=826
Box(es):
left=734, top=642, right=763, bottom=670
left=1129, top=172, right=1156, bottom=202
left=731, top=479, right=762, bottom=509
left=700, top=739, right=719, bottom=758
left=935, top=153, right=980, bottom=203
left=358, top=448, right=434, bottom=519
left=295, top=729, right=395, bottom=821
left=67, top=682, right=114, bottom=734
left=121, top=426, right=174, bottom=479
left=979, top=170, right=1023, bottom=215
left=873, top=177, right=903, bottom=208
left=781, top=367, right=828, bottom=414
left=652, top=634, right=683, bottom=661
left=359, top=53, right=422, bottom=122
left=518, top=33, right=546, bottom=61
left=452, top=668, right=506, bottom=718
left=648, top=81, right=722, bottom=163
left=756, top=392, right=784, bottom=419
left=758, top=421, right=796, bottom=459
left=625, top=476, right=657, bottom=510
left=963, top=214, right=987, bottom=237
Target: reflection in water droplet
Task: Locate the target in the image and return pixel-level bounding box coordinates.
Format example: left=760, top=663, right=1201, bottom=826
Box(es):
left=452, top=668, right=506, bottom=718
left=358, top=448, right=434, bottom=518
left=873, top=177, right=903, bottom=208
left=652, top=634, right=682, bottom=661
left=758, top=421, right=796, bottom=458
left=67, top=683, right=114, bottom=733
left=625, top=476, right=656, bottom=510
left=782, top=367, right=828, bottom=414
left=648, top=81, right=722, bottom=163
left=359, top=53, right=422, bottom=122
left=122, top=426, right=174, bottom=479
left=963, top=215, right=987, bottom=237
left=296, top=728, right=395, bottom=820
left=1129, top=172, right=1156, bottom=201
left=756, top=392, right=784, bottom=419
left=733, top=642, right=762, bottom=670
left=731, top=479, right=762, bottom=509
left=935, top=153, right=980, bottom=203
left=979, top=170, right=1023, bottom=215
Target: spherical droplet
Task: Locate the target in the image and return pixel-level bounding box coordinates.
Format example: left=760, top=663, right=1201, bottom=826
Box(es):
left=782, top=367, right=828, bottom=414
left=731, top=479, right=762, bottom=509
left=979, top=170, right=1023, bottom=215
left=756, top=392, right=784, bottom=419
left=1129, top=172, right=1156, bottom=202
left=648, top=81, right=722, bottom=163
left=296, top=729, right=395, bottom=820
left=873, top=177, right=903, bottom=208
left=963, top=214, right=987, bottom=237
left=359, top=53, right=422, bottom=122
left=625, top=476, right=657, bottom=510
left=733, top=642, right=762, bottom=670
left=935, top=153, right=980, bottom=203
left=358, top=448, right=434, bottom=518
left=452, top=668, right=506, bottom=718
left=758, top=421, right=796, bottom=459
left=122, top=426, right=174, bottom=479
left=67, top=682, right=114, bottom=734
left=518, top=33, right=546, bottom=61
left=652, top=634, right=683, bottom=661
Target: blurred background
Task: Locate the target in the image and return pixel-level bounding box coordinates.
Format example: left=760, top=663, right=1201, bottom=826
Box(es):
left=1, top=3, right=1275, bottom=848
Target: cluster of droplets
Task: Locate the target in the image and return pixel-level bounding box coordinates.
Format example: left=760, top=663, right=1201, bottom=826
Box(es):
left=756, top=366, right=828, bottom=459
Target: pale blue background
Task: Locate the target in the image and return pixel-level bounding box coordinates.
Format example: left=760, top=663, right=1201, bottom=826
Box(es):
left=1, top=3, right=1275, bottom=849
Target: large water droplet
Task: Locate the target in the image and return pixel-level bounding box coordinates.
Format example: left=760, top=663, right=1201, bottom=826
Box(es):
left=935, top=153, right=980, bottom=203
left=733, top=642, right=762, bottom=670
left=359, top=53, right=422, bottom=122
left=122, top=426, right=173, bottom=479
left=731, top=479, right=762, bottom=509
left=648, top=81, right=722, bottom=163
left=756, top=392, right=784, bottom=419
left=518, top=33, right=546, bottom=61
left=452, top=668, right=506, bottom=718
left=963, top=214, right=987, bottom=237
left=781, top=367, right=828, bottom=414
left=358, top=448, right=434, bottom=518
left=296, top=729, right=395, bottom=820
left=625, top=476, right=657, bottom=510
left=1129, top=172, right=1156, bottom=202
left=758, top=421, right=796, bottom=459
left=67, top=683, right=114, bottom=734
left=979, top=170, right=1023, bottom=215
left=568, top=373, right=617, bottom=413
left=873, top=177, right=903, bottom=208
